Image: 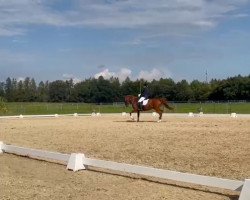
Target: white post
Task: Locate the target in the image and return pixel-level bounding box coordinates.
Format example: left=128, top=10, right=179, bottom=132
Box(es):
left=96, top=112, right=101, bottom=116
left=239, top=179, right=250, bottom=200
left=67, top=153, right=86, bottom=172
left=0, top=141, right=4, bottom=154
left=122, top=112, right=127, bottom=116
left=230, top=113, right=237, bottom=118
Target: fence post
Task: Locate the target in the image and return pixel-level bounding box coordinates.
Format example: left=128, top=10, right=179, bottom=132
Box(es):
left=174, top=103, right=177, bottom=113
left=229, top=101, right=232, bottom=113
left=0, top=141, right=3, bottom=153
left=226, top=101, right=229, bottom=114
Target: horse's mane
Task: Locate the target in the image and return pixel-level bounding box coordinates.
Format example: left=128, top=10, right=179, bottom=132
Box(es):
left=126, top=95, right=138, bottom=100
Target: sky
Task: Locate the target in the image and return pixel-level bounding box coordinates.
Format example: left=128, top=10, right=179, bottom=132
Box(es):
left=0, top=0, right=250, bottom=83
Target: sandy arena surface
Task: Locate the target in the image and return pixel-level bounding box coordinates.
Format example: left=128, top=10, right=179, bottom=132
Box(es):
left=0, top=113, right=249, bottom=200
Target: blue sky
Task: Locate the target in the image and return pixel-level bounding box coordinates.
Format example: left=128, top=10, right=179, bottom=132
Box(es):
left=0, top=0, right=250, bottom=83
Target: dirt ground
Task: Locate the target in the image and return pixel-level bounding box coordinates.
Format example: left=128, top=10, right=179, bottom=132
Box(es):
left=0, top=114, right=249, bottom=200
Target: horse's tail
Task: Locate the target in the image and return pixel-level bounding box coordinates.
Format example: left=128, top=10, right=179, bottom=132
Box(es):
left=161, top=98, right=174, bottom=110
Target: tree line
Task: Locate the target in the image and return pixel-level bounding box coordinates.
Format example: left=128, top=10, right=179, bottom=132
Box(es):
left=0, top=75, right=249, bottom=103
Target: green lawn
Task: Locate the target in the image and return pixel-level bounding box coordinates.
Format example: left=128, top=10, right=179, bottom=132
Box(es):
left=172, top=102, right=250, bottom=114
left=1, top=102, right=131, bottom=116
left=1, top=102, right=250, bottom=116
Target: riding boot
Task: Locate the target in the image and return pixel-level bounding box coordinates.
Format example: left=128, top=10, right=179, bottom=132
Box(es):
left=139, top=102, right=143, bottom=111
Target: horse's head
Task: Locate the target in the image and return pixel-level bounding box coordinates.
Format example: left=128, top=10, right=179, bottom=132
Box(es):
left=124, top=95, right=135, bottom=107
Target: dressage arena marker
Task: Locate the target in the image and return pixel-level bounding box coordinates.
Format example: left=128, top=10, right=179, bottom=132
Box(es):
left=92, top=112, right=101, bottom=116
left=0, top=142, right=249, bottom=200
left=152, top=112, right=158, bottom=117
left=121, top=112, right=127, bottom=116
left=67, top=153, right=86, bottom=171
left=96, top=112, right=101, bottom=116
left=198, top=112, right=204, bottom=117
left=188, top=112, right=194, bottom=117
left=231, top=113, right=237, bottom=118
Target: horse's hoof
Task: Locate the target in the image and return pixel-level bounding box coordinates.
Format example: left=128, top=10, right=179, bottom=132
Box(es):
left=157, top=120, right=162, bottom=123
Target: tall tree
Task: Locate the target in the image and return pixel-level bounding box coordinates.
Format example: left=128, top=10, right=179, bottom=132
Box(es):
left=5, top=77, right=13, bottom=101
left=37, top=81, right=49, bottom=102
left=151, top=78, right=175, bottom=100
left=121, top=77, right=139, bottom=97
left=174, top=80, right=193, bottom=101
left=0, top=82, right=4, bottom=97
left=190, top=80, right=211, bottom=101
left=95, top=76, right=113, bottom=103
left=109, top=77, right=121, bottom=102
left=16, top=80, right=24, bottom=101
left=48, top=80, right=68, bottom=102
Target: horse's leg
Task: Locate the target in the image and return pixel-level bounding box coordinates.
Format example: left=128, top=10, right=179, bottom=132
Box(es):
left=137, top=110, right=140, bottom=122
left=130, top=110, right=136, bottom=121
left=155, top=108, right=163, bottom=122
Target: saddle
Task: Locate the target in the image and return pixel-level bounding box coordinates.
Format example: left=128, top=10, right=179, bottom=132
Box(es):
left=138, top=99, right=149, bottom=111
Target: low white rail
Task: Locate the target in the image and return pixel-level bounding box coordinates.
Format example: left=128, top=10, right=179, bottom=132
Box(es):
left=0, top=142, right=249, bottom=200
left=1, top=143, right=70, bottom=163
left=0, top=113, right=91, bottom=119
left=83, top=157, right=243, bottom=191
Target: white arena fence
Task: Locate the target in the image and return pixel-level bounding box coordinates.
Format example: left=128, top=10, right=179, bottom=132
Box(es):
left=0, top=113, right=91, bottom=119
left=0, top=142, right=249, bottom=200
left=1, top=113, right=250, bottom=120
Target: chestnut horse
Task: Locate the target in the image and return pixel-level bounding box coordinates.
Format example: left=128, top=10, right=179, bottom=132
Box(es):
left=124, top=95, right=174, bottom=122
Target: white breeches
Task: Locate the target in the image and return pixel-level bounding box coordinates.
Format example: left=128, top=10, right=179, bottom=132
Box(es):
left=138, top=97, right=145, bottom=102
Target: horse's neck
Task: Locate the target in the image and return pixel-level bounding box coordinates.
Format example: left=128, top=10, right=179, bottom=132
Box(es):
left=131, top=96, right=138, bottom=105
left=130, top=96, right=137, bottom=101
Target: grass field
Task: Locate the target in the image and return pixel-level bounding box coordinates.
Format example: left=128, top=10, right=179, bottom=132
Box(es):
left=1, top=101, right=249, bottom=115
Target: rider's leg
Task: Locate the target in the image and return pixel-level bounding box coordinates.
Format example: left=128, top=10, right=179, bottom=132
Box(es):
left=138, top=97, right=145, bottom=110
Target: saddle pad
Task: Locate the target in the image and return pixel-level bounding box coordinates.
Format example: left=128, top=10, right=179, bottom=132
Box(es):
left=142, top=99, right=149, bottom=106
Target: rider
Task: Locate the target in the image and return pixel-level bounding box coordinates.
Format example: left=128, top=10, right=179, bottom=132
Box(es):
left=138, top=83, right=150, bottom=110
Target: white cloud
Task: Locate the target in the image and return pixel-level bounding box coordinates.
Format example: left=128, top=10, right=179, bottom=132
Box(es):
left=0, top=0, right=249, bottom=36
left=17, top=77, right=25, bottom=82
left=62, top=73, right=81, bottom=84
left=94, top=67, right=170, bottom=82
left=117, top=68, right=132, bottom=82
left=138, top=68, right=168, bottom=81
left=94, top=69, right=115, bottom=79
left=232, top=13, right=249, bottom=18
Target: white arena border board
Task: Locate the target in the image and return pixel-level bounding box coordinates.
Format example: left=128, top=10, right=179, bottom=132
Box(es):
left=0, top=113, right=91, bottom=119
left=0, top=142, right=249, bottom=199
left=1, top=113, right=250, bottom=120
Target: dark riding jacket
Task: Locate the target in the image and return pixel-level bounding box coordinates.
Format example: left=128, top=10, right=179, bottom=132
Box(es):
left=141, top=87, right=150, bottom=99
